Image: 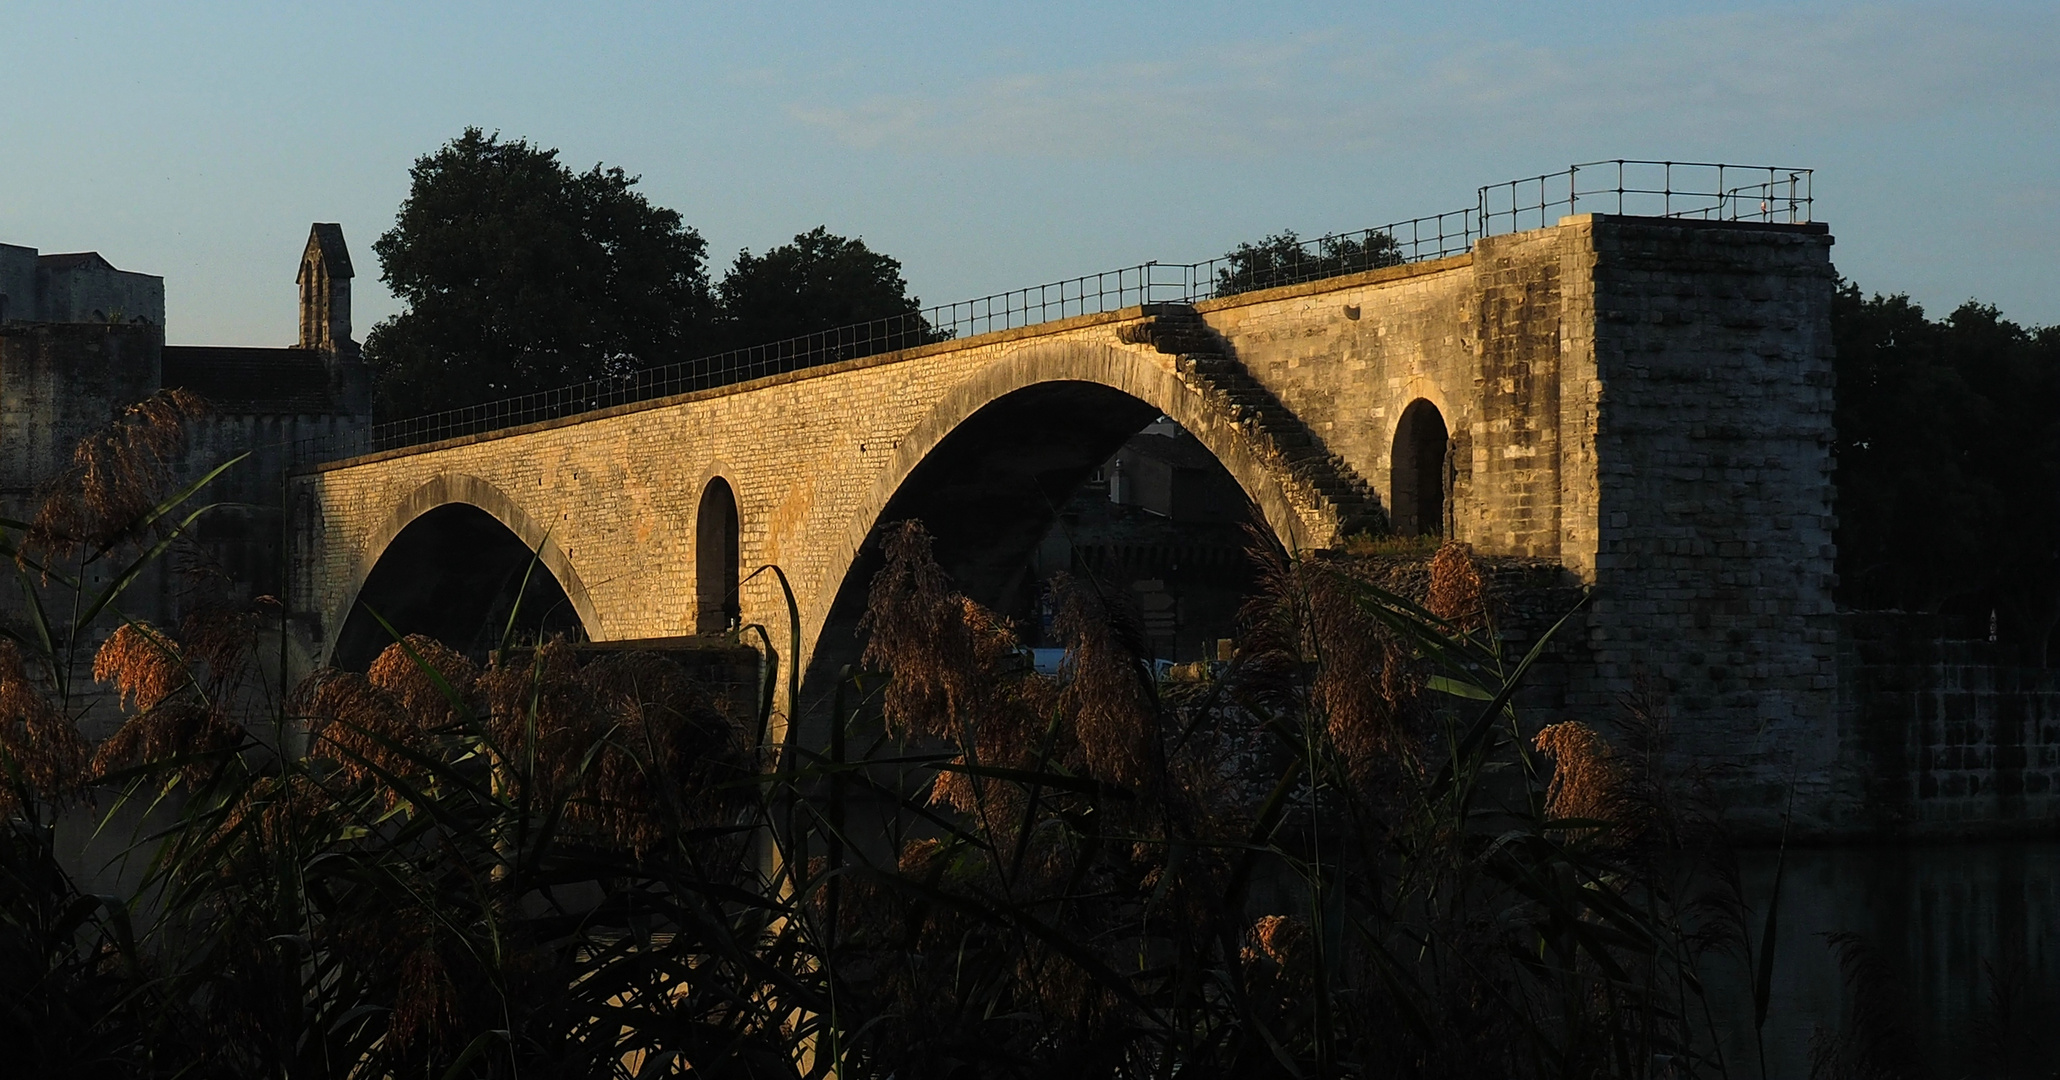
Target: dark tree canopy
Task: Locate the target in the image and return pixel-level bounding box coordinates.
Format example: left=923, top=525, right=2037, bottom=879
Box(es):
left=714, top=226, right=933, bottom=355
left=1214, top=229, right=1401, bottom=296
left=365, top=129, right=714, bottom=419
left=1832, top=282, right=2060, bottom=656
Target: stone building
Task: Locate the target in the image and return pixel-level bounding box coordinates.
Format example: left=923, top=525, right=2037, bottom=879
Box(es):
left=0, top=225, right=373, bottom=727
left=0, top=242, right=166, bottom=328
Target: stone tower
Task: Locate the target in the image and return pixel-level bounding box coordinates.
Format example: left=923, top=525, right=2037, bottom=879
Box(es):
left=297, top=223, right=355, bottom=354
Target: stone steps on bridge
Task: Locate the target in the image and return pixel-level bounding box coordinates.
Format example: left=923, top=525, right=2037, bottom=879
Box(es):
left=1126, top=304, right=1386, bottom=543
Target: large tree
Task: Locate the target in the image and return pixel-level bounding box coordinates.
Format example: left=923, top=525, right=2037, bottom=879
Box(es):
left=365, top=129, right=714, bottom=419
left=714, top=226, right=935, bottom=357
left=1832, top=282, right=2060, bottom=656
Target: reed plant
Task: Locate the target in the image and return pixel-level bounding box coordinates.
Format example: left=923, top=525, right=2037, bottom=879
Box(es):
left=785, top=522, right=1774, bottom=1079
left=0, top=399, right=1950, bottom=1077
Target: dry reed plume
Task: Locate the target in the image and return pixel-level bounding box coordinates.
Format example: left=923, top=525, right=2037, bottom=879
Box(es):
left=1050, top=575, right=1157, bottom=787
left=298, top=665, right=423, bottom=802
left=366, top=633, right=477, bottom=728
left=1427, top=540, right=1487, bottom=631
left=471, top=638, right=746, bottom=853
left=93, top=622, right=187, bottom=712
left=177, top=606, right=265, bottom=709
left=1243, top=542, right=1436, bottom=784
left=0, top=640, right=87, bottom=813
left=1533, top=720, right=1629, bottom=826
left=1241, top=913, right=1315, bottom=1010
left=24, top=388, right=208, bottom=563
left=91, top=621, right=243, bottom=780
left=570, top=648, right=745, bottom=851
left=859, top=522, right=987, bottom=742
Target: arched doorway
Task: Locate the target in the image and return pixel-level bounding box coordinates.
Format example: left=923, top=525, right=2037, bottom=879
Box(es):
left=1390, top=399, right=1449, bottom=537
left=696, top=478, right=741, bottom=635
left=331, top=503, right=585, bottom=670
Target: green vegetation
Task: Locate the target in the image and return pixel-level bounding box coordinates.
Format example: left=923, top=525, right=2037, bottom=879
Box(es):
left=364, top=129, right=929, bottom=421
left=1213, top=229, right=1402, bottom=296
left=1831, top=283, right=2060, bottom=656
left=715, top=225, right=936, bottom=357
left=365, top=129, right=715, bottom=418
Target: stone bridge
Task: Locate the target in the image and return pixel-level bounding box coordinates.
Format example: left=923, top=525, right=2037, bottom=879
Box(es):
left=286, top=214, right=1838, bottom=826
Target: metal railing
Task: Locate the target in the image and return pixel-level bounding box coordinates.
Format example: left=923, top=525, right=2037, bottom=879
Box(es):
left=1477, top=159, right=1813, bottom=235
left=292, top=159, right=1812, bottom=465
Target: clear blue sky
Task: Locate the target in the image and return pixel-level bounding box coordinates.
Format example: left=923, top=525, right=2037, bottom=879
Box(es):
left=3, top=1, right=2054, bottom=346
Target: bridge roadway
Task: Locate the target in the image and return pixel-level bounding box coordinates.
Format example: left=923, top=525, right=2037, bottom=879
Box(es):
left=285, top=214, right=1839, bottom=828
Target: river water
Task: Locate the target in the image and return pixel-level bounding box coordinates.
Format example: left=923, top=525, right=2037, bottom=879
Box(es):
left=1713, top=840, right=2060, bottom=1078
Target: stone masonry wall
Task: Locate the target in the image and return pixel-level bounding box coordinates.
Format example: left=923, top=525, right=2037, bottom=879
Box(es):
left=1577, top=217, right=1840, bottom=833
left=0, top=324, right=168, bottom=736
left=1838, top=612, right=2060, bottom=834
left=1194, top=255, right=1483, bottom=541
left=1195, top=227, right=1595, bottom=568
left=0, top=322, right=162, bottom=510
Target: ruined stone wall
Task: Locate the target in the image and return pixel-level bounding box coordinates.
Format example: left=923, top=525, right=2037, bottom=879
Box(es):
left=0, top=323, right=369, bottom=736
left=0, top=323, right=366, bottom=609
left=0, top=244, right=35, bottom=323
left=0, top=322, right=162, bottom=512
left=173, top=414, right=368, bottom=611
left=0, top=324, right=166, bottom=733
left=35, top=260, right=165, bottom=329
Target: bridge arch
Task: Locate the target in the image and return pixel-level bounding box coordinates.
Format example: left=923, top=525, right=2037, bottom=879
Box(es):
left=818, top=338, right=1314, bottom=609
left=325, top=473, right=600, bottom=668
left=798, top=339, right=1317, bottom=710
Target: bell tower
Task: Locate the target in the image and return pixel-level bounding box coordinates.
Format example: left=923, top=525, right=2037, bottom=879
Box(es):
left=297, top=223, right=355, bottom=354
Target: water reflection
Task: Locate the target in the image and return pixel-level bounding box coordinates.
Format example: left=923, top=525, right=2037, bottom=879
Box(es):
left=1715, top=840, right=2059, bottom=1077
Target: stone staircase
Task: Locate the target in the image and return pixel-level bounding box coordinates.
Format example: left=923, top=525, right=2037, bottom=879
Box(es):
left=1121, top=303, right=1386, bottom=544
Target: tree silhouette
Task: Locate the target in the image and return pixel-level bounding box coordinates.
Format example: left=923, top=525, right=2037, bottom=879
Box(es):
left=364, top=128, right=714, bottom=419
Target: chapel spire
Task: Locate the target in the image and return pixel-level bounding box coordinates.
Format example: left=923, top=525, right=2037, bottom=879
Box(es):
left=296, top=223, right=355, bottom=353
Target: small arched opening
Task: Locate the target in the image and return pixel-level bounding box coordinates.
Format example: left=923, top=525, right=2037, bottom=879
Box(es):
left=696, top=478, right=742, bottom=635
left=332, top=503, right=584, bottom=670
left=1390, top=399, right=1450, bottom=537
